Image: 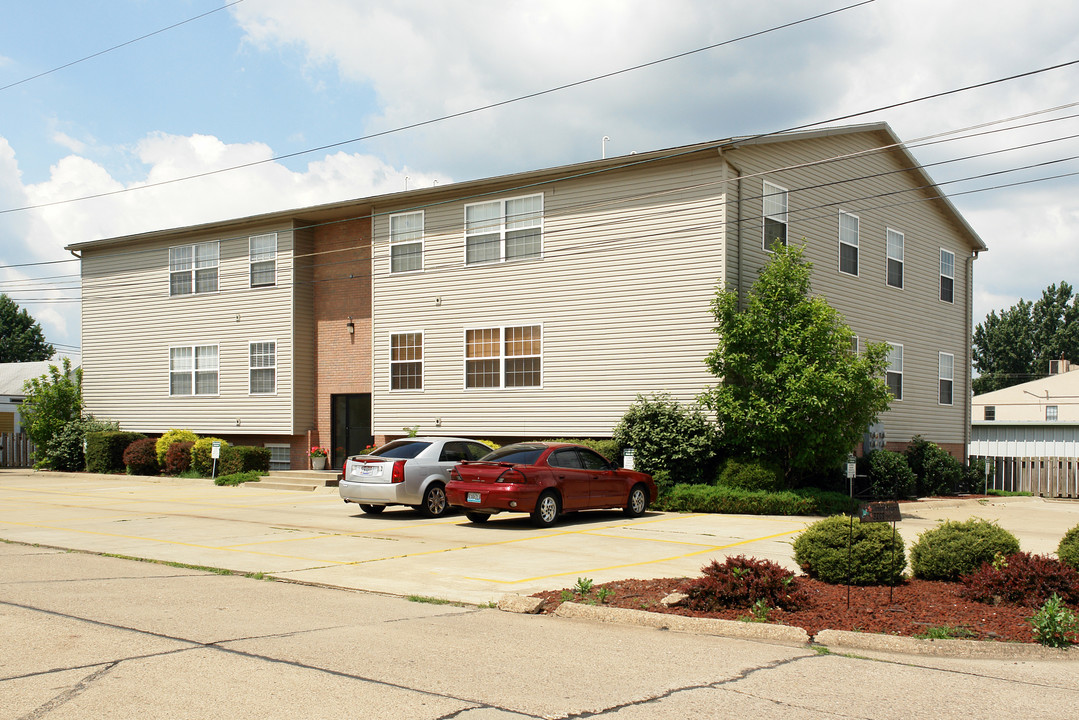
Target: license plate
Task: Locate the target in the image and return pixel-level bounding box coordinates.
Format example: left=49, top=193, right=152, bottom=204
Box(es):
left=466, top=492, right=481, bottom=503
left=360, top=465, right=381, bottom=476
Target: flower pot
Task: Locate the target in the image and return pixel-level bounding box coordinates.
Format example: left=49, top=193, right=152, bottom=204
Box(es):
left=311, top=456, right=327, bottom=470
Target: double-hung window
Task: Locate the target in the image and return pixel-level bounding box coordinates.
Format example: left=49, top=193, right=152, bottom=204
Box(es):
left=249, top=341, right=276, bottom=394
left=465, top=325, right=542, bottom=388
left=465, top=195, right=542, bottom=265
left=763, top=182, right=788, bottom=250
left=984, top=406, right=996, bottom=421
left=839, top=212, right=859, bottom=276
left=886, top=343, right=903, bottom=400
left=390, top=211, right=424, bottom=273
left=390, top=332, right=423, bottom=390
left=1047, top=405, right=1059, bottom=422
left=938, top=352, right=953, bottom=405
left=940, top=249, right=955, bottom=303
left=249, top=234, right=277, bottom=287
left=886, top=229, right=904, bottom=288
left=170, top=241, right=219, bottom=296
left=170, top=345, right=218, bottom=396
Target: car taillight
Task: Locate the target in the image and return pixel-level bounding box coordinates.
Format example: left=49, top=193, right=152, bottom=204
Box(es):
left=498, top=467, right=527, bottom=484
left=449, top=467, right=460, bottom=482
left=391, top=459, right=406, bottom=484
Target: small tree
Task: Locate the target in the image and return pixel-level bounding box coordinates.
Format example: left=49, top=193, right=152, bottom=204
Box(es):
left=20, top=358, right=82, bottom=468
left=0, top=294, right=54, bottom=362
left=699, top=242, right=892, bottom=487
left=611, top=392, right=717, bottom=487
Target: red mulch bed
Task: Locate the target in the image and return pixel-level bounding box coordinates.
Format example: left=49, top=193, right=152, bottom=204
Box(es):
left=532, top=576, right=1038, bottom=643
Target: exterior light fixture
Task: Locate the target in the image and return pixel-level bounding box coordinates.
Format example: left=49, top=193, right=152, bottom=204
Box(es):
left=346, top=317, right=354, bottom=335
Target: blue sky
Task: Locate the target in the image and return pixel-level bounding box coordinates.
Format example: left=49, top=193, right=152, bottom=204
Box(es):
left=2, top=0, right=1079, bottom=356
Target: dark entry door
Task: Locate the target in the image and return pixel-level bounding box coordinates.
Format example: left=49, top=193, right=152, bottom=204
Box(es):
left=331, top=394, right=372, bottom=469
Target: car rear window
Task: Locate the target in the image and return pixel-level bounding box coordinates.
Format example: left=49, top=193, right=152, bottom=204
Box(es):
left=372, top=440, right=431, bottom=459
left=483, top=445, right=544, bottom=465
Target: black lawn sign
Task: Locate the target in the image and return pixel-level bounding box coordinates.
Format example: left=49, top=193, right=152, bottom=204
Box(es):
left=846, top=501, right=902, bottom=608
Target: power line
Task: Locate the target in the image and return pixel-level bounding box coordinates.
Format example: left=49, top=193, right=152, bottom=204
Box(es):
left=0, top=1, right=876, bottom=216
left=0, top=0, right=246, bottom=93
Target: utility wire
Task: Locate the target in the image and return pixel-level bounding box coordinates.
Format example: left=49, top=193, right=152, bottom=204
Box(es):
left=0, top=0, right=246, bottom=93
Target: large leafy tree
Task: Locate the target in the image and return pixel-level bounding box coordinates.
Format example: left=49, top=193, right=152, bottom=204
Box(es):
left=0, top=293, right=54, bottom=362
left=972, top=282, right=1079, bottom=394
left=699, top=242, right=892, bottom=487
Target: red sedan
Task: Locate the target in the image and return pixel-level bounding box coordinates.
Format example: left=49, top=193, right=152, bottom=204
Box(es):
left=446, top=442, right=657, bottom=527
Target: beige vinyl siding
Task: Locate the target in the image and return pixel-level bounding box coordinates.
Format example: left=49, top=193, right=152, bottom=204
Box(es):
left=724, top=130, right=974, bottom=446
left=81, top=224, right=300, bottom=434
left=291, top=224, right=316, bottom=431
left=371, top=158, right=729, bottom=438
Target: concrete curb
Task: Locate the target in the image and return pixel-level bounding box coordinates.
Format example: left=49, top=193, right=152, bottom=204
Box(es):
left=500, top=594, right=1074, bottom=660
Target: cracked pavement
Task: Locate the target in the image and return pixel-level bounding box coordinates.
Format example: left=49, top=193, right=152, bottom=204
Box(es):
left=3, top=544, right=1078, bottom=720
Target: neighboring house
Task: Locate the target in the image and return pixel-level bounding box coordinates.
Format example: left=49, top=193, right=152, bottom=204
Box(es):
left=0, top=361, right=57, bottom=434
left=67, top=122, right=985, bottom=470
left=970, top=361, right=1079, bottom=497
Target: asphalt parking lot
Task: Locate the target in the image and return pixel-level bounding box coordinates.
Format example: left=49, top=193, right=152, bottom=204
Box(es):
left=3, top=469, right=1078, bottom=605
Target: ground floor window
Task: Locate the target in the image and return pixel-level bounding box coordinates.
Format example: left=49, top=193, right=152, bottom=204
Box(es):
left=266, top=444, right=291, bottom=471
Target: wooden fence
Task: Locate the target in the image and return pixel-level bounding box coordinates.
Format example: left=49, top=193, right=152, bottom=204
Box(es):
left=0, top=433, right=35, bottom=468
left=969, top=455, right=1079, bottom=498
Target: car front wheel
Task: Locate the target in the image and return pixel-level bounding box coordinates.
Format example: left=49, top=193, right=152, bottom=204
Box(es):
left=531, top=491, right=561, bottom=528
left=419, top=483, right=448, bottom=518
left=624, top=484, right=648, bottom=517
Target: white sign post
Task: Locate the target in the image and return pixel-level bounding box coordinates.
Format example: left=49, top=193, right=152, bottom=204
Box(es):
left=211, top=441, right=221, bottom=478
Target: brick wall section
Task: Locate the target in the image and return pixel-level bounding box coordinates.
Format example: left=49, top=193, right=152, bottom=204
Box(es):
left=310, top=217, right=373, bottom=454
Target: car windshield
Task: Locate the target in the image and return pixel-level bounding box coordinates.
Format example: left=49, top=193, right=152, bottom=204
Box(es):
left=371, top=440, right=431, bottom=459
left=482, top=445, right=544, bottom=465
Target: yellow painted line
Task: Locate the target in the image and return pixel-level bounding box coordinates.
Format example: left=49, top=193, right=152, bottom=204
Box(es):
left=462, top=527, right=802, bottom=584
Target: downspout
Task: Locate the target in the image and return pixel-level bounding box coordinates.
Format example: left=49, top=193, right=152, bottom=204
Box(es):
left=965, top=250, right=979, bottom=459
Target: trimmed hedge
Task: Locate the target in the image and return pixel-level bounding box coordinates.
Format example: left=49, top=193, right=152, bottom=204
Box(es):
left=219, top=445, right=271, bottom=476
left=793, top=514, right=907, bottom=585
left=909, top=519, right=1021, bottom=581
left=716, top=458, right=783, bottom=493
left=86, top=431, right=146, bottom=474
left=867, top=450, right=916, bottom=500
left=123, top=438, right=160, bottom=476
left=542, top=438, right=623, bottom=466
left=191, top=437, right=229, bottom=476
left=657, top=484, right=856, bottom=516
left=1059, top=524, right=1079, bottom=571
left=164, top=441, right=194, bottom=476
left=155, top=429, right=199, bottom=465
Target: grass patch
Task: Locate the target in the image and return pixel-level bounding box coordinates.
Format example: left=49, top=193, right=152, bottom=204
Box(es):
left=407, top=595, right=457, bottom=606
left=985, top=489, right=1033, bottom=497
left=913, top=625, right=976, bottom=640
left=214, top=471, right=266, bottom=486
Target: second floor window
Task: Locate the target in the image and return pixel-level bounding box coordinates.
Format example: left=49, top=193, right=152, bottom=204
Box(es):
left=170, top=345, right=218, bottom=396
left=465, top=195, right=542, bottom=265
left=763, top=182, right=788, bottom=250
left=170, top=241, right=218, bottom=296
left=886, top=229, right=904, bottom=289
left=390, top=212, right=424, bottom=273
left=250, top=234, right=277, bottom=287
left=839, top=212, right=859, bottom=276
left=940, top=249, right=955, bottom=303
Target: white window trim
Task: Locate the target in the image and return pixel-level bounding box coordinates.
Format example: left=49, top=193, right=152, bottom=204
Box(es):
left=838, top=211, right=859, bottom=277
left=938, top=351, right=954, bottom=406
left=850, top=335, right=860, bottom=354
left=169, top=241, right=220, bottom=297
left=389, top=211, right=425, bottom=274
left=886, top=228, right=904, bottom=289
left=762, top=181, right=789, bottom=251
left=462, top=323, right=544, bottom=390
left=168, top=343, right=220, bottom=397
left=886, top=342, right=904, bottom=401
left=249, top=233, right=277, bottom=288
left=939, top=247, right=955, bottom=304
left=1047, top=405, right=1059, bottom=422
left=464, top=194, right=544, bottom=265
left=248, top=340, right=277, bottom=396
left=984, top=406, right=996, bottom=421
left=389, top=330, right=425, bottom=392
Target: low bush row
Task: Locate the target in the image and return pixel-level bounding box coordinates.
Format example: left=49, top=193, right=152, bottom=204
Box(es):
left=85, top=427, right=269, bottom=479
left=657, top=484, right=856, bottom=517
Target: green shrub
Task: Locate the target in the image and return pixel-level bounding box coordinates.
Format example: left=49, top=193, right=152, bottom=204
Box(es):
left=191, top=437, right=229, bottom=476
left=214, top=470, right=264, bottom=486
left=611, top=392, right=717, bottom=485
left=543, top=438, right=622, bottom=466
left=156, top=429, right=199, bottom=465
left=909, top=519, right=1021, bottom=581
left=1030, top=594, right=1079, bottom=647
left=716, top=458, right=783, bottom=493
left=867, top=450, right=916, bottom=500
left=793, top=514, right=906, bottom=585
left=1058, top=525, right=1079, bottom=570
left=123, top=438, right=160, bottom=476
left=658, top=484, right=856, bottom=517
left=682, top=555, right=808, bottom=612
left=219, top=445, right=271, bottom=475
left=86, top=431, right=146, bottom=474
left=164, top=441, right=194, bottom=475
left=43, top=416, right=121, bottom=472
left=905, top=436, right=964, bottom=497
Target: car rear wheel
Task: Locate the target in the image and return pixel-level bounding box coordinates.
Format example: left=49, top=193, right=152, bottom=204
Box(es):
left=531, top=491, right=561, bottom=528
left=624, top=483, right=648, bottom=517
left=465, top=511, right=490, bottom=523
left=419, top=483, right=448, bottom=518
left=359, top=504, right=385, bottom=515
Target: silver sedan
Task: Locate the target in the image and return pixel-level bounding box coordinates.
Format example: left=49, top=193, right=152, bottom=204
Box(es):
left=339, top=437, right=492, bottom=517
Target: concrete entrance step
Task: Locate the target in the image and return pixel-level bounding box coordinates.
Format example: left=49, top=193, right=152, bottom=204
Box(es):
left=244, top=469, right=341, bottom=492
